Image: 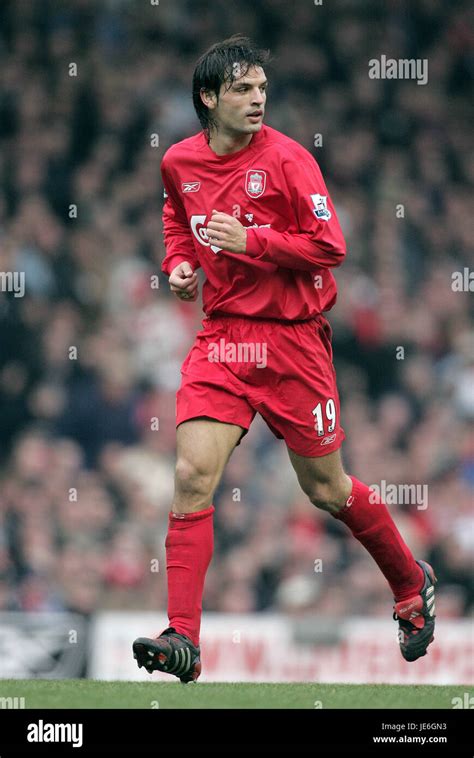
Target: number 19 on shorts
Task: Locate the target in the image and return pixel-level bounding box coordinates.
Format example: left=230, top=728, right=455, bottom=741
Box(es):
left=312, top=399, right=336, bottom=437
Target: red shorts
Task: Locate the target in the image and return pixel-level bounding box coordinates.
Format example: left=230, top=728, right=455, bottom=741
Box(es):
left=176, top=314, right=345, bottom=457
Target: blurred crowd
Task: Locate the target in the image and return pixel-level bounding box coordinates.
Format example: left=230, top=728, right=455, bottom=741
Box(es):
left=0, top=0, right=472, bottom=626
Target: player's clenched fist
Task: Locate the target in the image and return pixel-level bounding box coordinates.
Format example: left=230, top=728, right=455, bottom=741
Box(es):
left=169, top=262, right=199, bottom=301
left=206, top=209, right=247, bottom=253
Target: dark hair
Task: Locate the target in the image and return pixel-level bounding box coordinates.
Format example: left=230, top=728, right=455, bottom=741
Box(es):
left=192, top=34, right=270, bottom=135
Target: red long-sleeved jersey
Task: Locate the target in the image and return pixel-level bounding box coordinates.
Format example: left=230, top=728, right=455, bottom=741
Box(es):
left=161, top=124, right=346, bottom=321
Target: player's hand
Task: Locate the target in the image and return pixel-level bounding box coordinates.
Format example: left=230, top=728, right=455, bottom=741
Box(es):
left=169, top=262, right=198, bottom=302
left=206, top=210, right=247, bottom=254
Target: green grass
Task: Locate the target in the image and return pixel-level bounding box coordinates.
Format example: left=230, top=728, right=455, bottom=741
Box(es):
left=0, top=680, right=470, bottom=709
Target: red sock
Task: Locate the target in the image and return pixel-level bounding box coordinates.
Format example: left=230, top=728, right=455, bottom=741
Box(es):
left=165, top=505, right=214, bottom=647
left=333, top=477, right=424, bottom=602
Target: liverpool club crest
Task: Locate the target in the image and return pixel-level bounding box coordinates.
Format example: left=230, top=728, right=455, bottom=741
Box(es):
left=246, top=169, right=266, bottom=198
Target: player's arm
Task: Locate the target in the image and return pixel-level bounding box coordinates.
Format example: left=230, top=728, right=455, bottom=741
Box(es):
left=245, top=156, right=346, bottom=271
left=161, top=160, right=201, bottom=301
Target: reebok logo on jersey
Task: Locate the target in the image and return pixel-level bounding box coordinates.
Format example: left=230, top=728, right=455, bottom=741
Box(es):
left=182, top=181, right=201, bottom=193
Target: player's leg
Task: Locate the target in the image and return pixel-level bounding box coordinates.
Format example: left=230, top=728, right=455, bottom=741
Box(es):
left=167, top=418, right=244, bottom=642
left=288, top=446, right=437, bottom=661
left=286, top=447, right=352, bottom=515
left=173, top=417, right=244, bottom=513
left=133, top=316, right=257, bottom=679
left=288, top=445, right=424, bottom=593
left=252, top=315, right=436, bottom=662
left=133, top=418, right=244, bottom=681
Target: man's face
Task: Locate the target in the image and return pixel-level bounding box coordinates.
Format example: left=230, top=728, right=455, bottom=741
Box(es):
left=205, top=65, right=267, bottom=136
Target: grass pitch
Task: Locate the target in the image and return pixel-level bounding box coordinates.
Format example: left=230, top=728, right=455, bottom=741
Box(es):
left=0, top=680, right=469, bottom=709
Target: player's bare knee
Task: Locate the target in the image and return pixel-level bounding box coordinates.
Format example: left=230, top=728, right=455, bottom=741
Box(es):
left=173, top=457, right=216, bottom=511
left=307, top=480, right=349, bottom=515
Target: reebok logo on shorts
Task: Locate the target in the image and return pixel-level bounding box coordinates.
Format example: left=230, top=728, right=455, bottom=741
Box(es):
left=320, top=433, right=337, bottom=446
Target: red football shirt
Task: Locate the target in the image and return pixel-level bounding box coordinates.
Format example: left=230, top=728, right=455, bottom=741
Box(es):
left=161, top=124, right=346, bottom=321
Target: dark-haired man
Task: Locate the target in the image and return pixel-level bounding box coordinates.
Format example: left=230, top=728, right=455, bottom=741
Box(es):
left=133, top=35, right=436, bottom=683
